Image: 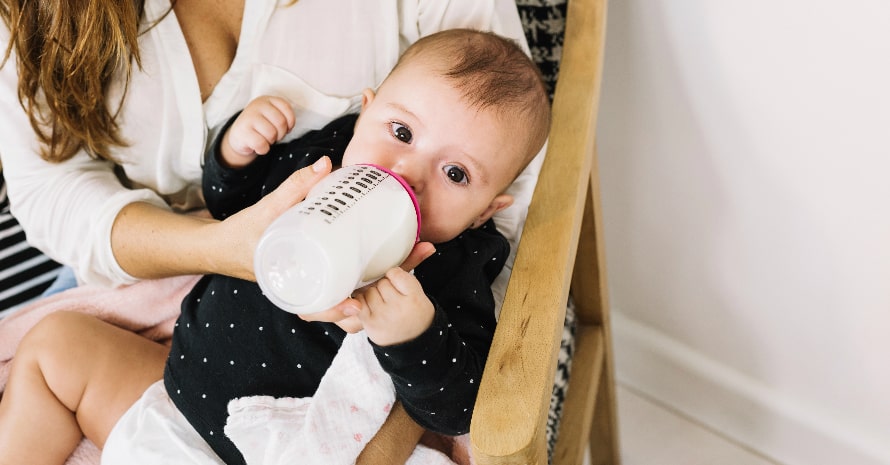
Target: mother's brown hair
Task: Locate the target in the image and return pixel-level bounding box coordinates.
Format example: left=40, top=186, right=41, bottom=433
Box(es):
left=0, top=0, right=147, bottom=162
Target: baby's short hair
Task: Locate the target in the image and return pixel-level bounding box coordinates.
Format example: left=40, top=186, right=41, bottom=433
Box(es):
left=394, top=29, right=552, bottom=177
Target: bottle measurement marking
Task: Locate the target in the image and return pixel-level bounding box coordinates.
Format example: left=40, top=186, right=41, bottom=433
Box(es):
left=300, top=166, right=386, bottom=223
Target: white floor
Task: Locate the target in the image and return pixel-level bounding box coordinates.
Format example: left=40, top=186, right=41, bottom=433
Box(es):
left=612, top=383, right=782, bottom=465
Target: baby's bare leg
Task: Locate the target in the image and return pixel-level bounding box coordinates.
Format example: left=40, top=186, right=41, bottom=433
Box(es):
left=0, top=311, right=168, bottom=465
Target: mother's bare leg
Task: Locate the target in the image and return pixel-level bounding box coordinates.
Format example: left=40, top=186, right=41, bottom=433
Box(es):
left=0, top=311, right=169, bottom=465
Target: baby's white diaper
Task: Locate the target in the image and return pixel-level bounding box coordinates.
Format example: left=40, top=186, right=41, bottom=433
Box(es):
left=101, top=380, right=224, bottom=465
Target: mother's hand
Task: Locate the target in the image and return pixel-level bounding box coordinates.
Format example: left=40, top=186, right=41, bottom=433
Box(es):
left=299, top=241, right=436, bottom=332
left=111, top=157, right=331, bottom=282
left=211, top=156, right=333, bottom=282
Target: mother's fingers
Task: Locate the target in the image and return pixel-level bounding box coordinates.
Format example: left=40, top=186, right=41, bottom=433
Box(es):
left=255, top=156, right=332, bottom=222
left=399, top=242, right=435, bottom=272
left=299, top=305, right=363, bottom=333
left=297, top=303, right=350, bottom=323
left=333, top=315, right=363, bottom=333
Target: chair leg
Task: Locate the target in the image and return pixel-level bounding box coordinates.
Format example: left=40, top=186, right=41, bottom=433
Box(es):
left=572, top=149, right=620, bottom=465
left=587, top=350, right=620, bottom=465
left=552, top=323, right=604, bottom=465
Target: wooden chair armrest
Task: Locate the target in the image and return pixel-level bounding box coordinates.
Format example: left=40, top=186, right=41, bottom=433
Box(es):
left=469, top=0, right=608, bottom=463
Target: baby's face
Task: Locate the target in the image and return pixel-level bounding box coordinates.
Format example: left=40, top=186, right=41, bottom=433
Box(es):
left=342, top=61, right=524, bottom=244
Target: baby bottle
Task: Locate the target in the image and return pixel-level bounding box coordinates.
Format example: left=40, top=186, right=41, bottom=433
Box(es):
left=254, top=164, right=421, bottom=314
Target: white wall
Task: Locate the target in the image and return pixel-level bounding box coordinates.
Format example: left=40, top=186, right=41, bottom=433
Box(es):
left=596, top=1, right=890, bottom=464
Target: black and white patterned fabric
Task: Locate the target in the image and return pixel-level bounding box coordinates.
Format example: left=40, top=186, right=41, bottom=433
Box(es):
left=0, top=171, right=63, bottom=318
left=515, top=1, right=574, bottom=462
left=546, top=299, right=576, bottom=462
left=517, top=0, right=568, bottom=101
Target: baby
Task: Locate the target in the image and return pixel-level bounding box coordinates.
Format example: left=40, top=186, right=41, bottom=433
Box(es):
left=0, top=28, right=550, bottom=465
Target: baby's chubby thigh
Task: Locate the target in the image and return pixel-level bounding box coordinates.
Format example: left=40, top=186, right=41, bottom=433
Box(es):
left=16, top=311, right=169, bottom=447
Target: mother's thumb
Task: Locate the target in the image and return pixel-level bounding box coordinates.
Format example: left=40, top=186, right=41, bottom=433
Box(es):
left=261, top=156, right=332, bottom=217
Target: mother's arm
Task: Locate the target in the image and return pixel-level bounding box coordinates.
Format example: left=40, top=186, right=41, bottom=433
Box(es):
left=111, top=157, right=333, bottom=282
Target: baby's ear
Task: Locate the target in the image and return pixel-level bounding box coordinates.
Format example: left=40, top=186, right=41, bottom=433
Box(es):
left=361, top=88, right=376, bottom=111
left=471, top=194, right=514, bottom=228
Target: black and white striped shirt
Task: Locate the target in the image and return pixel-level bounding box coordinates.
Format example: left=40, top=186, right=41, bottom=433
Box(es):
left=0, top=172, right=63, bottom=318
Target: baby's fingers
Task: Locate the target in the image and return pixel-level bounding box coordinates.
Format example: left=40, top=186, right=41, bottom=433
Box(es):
left=242, top=126, right=275, bottom=155
left=252, top=113, right=288, bottom=147
left=358, top=271, right=405, bottom=307
left=382, top=267, right=422, bottom=296
left=265, top=96, right=296, bottom=134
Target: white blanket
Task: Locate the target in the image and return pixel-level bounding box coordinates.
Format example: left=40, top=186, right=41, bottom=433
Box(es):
left=225, top=332, right=457, bottom=465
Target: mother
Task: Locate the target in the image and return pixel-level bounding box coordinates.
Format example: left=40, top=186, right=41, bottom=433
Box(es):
left=0, top=0, right=534, bottom=462
left=0, top=0, right=529, bottom=289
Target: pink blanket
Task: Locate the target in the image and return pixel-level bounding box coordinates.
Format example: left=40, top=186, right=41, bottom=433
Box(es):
left=0, top=275, right=200, bottom=464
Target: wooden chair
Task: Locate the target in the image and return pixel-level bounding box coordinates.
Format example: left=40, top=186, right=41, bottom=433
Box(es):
left=358, top=0, right=617, bottom=463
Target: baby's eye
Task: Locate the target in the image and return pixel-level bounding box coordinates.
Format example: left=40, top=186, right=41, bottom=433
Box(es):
left=390, top=122, right=413, bottom=143
left=444, top=165, right=468, bottom=185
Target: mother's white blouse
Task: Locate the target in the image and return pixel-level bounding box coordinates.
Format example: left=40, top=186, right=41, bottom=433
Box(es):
left=0, top=0, right=538, bottom=289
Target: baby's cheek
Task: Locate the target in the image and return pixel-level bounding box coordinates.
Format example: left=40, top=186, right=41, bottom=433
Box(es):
left=340, top=148, right=357, bottom=166
left=341, top=143, right=370, bottom=167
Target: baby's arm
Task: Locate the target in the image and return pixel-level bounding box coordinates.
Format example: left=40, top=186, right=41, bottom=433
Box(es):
left=371, top=222, right=509, bottom=434
left=219, top=96, right=295, bottom=169
left=360, top=279, right=494, bottom=436
left=352, top=223, right=509, bottom=435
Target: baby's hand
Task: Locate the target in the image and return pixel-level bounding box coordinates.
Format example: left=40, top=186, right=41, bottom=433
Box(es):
left=352, top=268, right=435, bottom=347
left=221, top=96, right=295, bottom=168
left=296, top=242, right=435, bottom=335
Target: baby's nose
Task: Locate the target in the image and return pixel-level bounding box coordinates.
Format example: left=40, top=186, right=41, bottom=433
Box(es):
left=389, top=165, right=420, bottom=194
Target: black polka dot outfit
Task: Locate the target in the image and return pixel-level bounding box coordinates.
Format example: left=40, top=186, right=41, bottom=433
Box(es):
left=164, top=114, right=509, bottom=464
